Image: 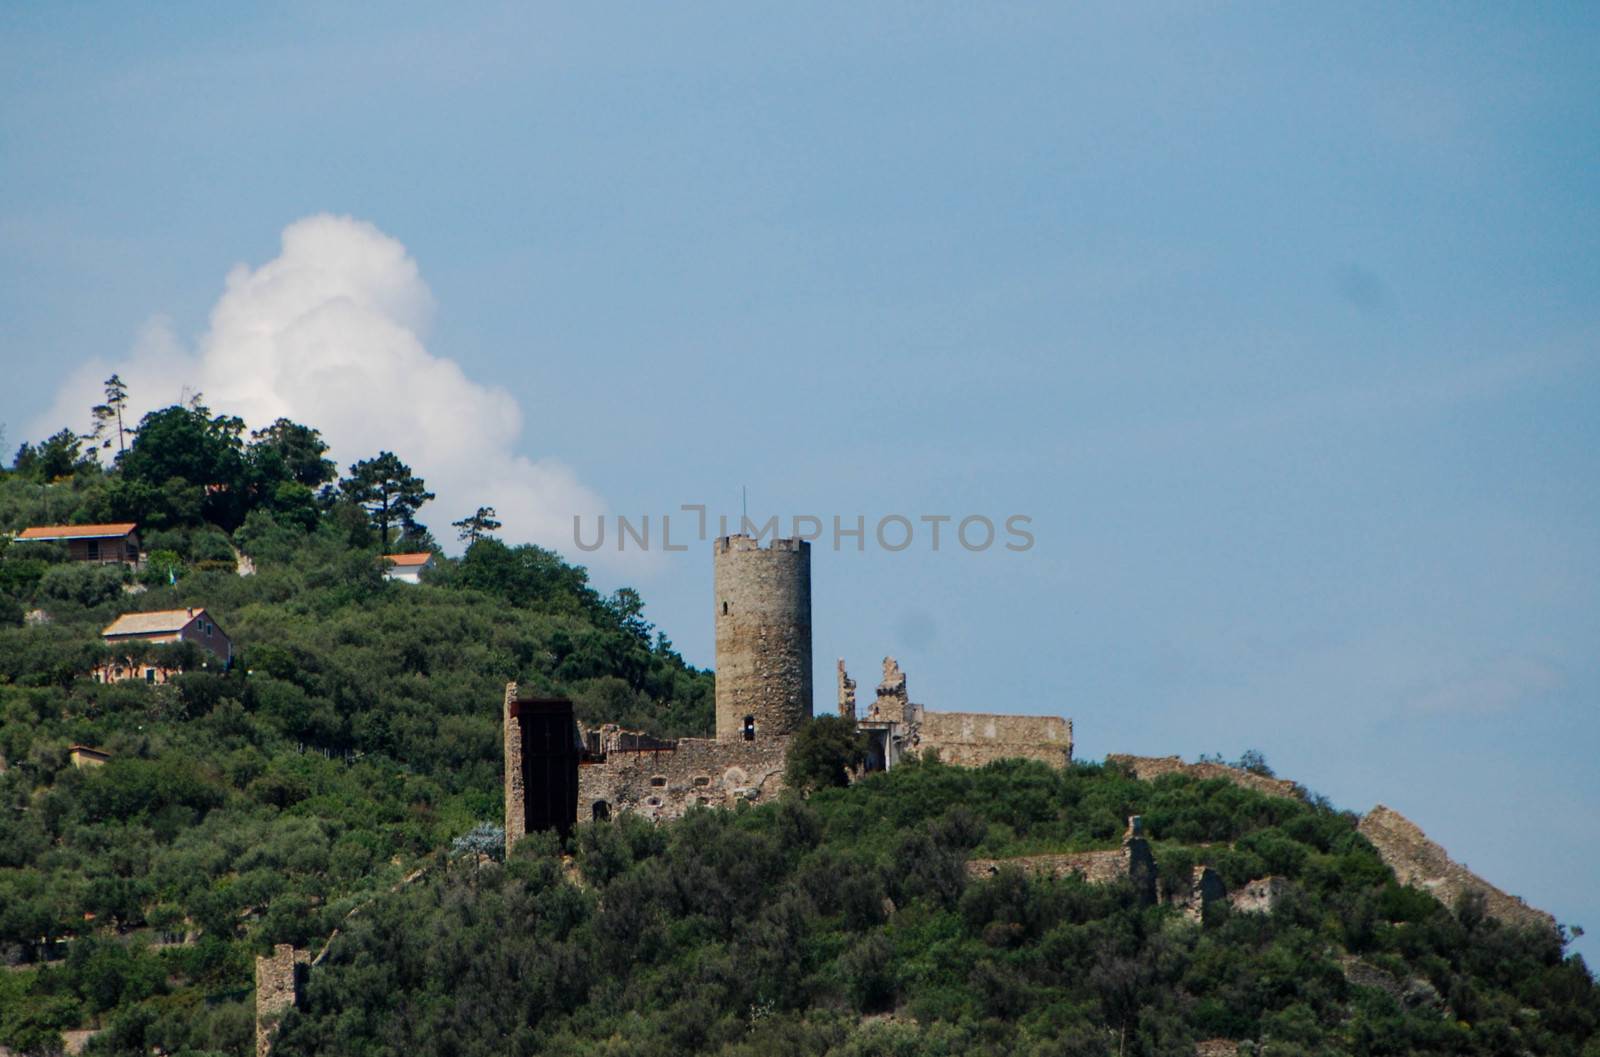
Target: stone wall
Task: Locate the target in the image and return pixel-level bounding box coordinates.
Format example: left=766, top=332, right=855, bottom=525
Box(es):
left=967, top=848, right=1129, bottom=886
left=966, top=818, right=1155, bottom=903
left=577, top=734, right=792, bottom=823
left=1229, top=876, right=1289, bottom=915
left=254, top=943, right=307, bottom=1057
left=1106, top=754, right=1302, bottom=800
left=1358, top=804, right=1556, bottom=932
left=713, top=535, right=812, bottom=741
left=1169, top=865, right=1228, bottom=922
left=920, top=711, right=1073, bottom=768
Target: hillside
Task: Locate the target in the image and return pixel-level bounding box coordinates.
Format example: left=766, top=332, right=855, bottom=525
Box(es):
left=272, top=762, right=1600, bottom=1057
left=0, top=404, right=1596, bottom=1057
left=0, top=404, right=711, bottom=1054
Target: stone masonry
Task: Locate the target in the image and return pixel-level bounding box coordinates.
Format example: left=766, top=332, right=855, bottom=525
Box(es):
left=254, top=943, right=307, bottom=1057
left=1106, top=754, right=1302, bottom=800
left=1358, top=804, right=1556, bottom=932
left=848, top=656, right=1073, bottom=771
left=576, top=731, right=791, bottom=823
left=713, top=535, right=812, bottom=741
left=502, top=682, right=525, bottom=847
left=967, top=817, right=1157, bottom=904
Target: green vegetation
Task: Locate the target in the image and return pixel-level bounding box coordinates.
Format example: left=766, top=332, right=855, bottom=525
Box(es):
left=0, top=394, right=1595, bottom=1056
left=275, top=761, right=1598, bottom=1057
left=0, top=396, right=710, bottom=1054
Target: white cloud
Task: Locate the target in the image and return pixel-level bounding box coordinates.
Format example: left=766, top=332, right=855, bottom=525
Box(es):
left=36, top=214, right=605, bottom=554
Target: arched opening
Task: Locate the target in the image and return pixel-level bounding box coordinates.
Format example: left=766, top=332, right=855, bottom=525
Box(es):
left=592, top=800, right=610, bottom=822
left=742, top=715, right=756, bottom=741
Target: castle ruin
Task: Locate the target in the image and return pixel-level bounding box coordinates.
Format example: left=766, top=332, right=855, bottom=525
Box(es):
left=504, top=533, right=1074, bottom=835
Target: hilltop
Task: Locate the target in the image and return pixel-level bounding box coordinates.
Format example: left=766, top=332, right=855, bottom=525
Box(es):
left=0, top=399, right=1595, bottom=1057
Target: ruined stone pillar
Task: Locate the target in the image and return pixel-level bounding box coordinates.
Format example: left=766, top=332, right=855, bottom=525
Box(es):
left=503, top=681, right=526, bottom=847
left=255, top=944, right=307, bottom=1057
left=1122, top=815, right=1157, bottom=905
left=837, top=659, right=856, bottom=721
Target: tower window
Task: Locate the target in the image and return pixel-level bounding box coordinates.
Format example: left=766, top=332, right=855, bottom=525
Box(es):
left=722, top=601, right=729, bottom=615
left=742, top=715, right=756, bottom=741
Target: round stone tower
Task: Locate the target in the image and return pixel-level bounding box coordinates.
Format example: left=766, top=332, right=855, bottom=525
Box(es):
left=714, top=534, right=812, bottom=741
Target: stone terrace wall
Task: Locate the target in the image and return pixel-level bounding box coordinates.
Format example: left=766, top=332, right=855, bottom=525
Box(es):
left=967, top=825, right=1156, bottom=903
left=578, top=735, right=791, bottom=823
left=1106, top=754, right=1301, bottom=800
left=967, top=848, right=1129, bottom=885
left=920, top=711, right=1072, bottom=768
left=1358, top=804, right=1555, bottom=932
left=255, top=943, right=307, bottom=1057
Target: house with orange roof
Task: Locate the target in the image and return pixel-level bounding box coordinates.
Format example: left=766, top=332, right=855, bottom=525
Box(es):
left=96, top=607, right=232, bottom=684
left=383, top=552, right=436, bottom=584
left=15, top=523, right=141, bottom=564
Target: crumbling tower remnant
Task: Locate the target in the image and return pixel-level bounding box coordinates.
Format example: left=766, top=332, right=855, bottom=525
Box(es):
left=255, top=944, right=308, bottom=1057
left=714, top=534, right=812, bottom=741
left=837, top=659, right=856, bottom=721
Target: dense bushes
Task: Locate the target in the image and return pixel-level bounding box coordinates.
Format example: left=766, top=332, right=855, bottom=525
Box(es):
left=0, top=420, right=713, bottom=1053
left=270, top=760, right=1600, bottom=1057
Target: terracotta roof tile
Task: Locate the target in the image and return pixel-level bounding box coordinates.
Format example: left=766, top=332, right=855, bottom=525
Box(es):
left=101, top=608, right=209, bottom=638
left=17, top=523, right=138, bottom=541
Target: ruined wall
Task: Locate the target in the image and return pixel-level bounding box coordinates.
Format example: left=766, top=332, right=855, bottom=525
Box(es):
left=919, top=711, right=1073, bottom=769
left=502, top=683, right=524, bottom=847
left=578, top=734, right=791, bottom=823
left=837, top=659, right=856, bottom=721
left=254, top=944, right=307, bottom=1057
left=967, top=848, right=1129, bottom=885
left=1169, top=865, right=1228, bottom=922
left=1229, top=876, right=1289, bottom=915
left=966, top=818, right=1155, bottom=902
left=713, top=535, right=812, bottom=741
left=1106, top=754, right=1302, bottom=800
left=1358, top=804, right=1555, bottom=932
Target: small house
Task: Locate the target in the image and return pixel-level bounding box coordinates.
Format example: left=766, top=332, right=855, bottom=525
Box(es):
left=68, top=745, right=111, bottom=769
left=16, top=523, right=141, bottom=564
left=383, top=552, right=436, bottom=584
left=97, top=607, right=232, bottom=684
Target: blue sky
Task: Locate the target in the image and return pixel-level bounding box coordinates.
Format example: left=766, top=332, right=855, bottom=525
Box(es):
left=3, top=5, right=1596, bottom=959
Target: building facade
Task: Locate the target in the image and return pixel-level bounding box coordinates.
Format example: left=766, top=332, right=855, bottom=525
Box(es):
left=97, top=607, right=232, bottom=683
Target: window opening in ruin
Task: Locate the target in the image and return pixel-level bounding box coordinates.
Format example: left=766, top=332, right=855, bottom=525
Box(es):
left=649, top=775, right=667, bottom=787
left=722, top=601, right=728, bottom=615
left=693, top=775, right=710, bottom=788
left=592, top=800, right=610, bottom=822
left=742, top=715, right=755, bottom=741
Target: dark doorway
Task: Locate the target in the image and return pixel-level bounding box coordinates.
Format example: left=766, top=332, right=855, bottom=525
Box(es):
left=863, top=728, right=889, bottom=772
left=592, top=800, right=611, bottom=822
left=742, top=715, right=756, bottom=741
left=511, top=697, right=579, bottom=837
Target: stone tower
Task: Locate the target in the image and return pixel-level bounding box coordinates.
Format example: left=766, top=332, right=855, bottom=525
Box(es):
left=714, top=534, right=812, bottom=740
